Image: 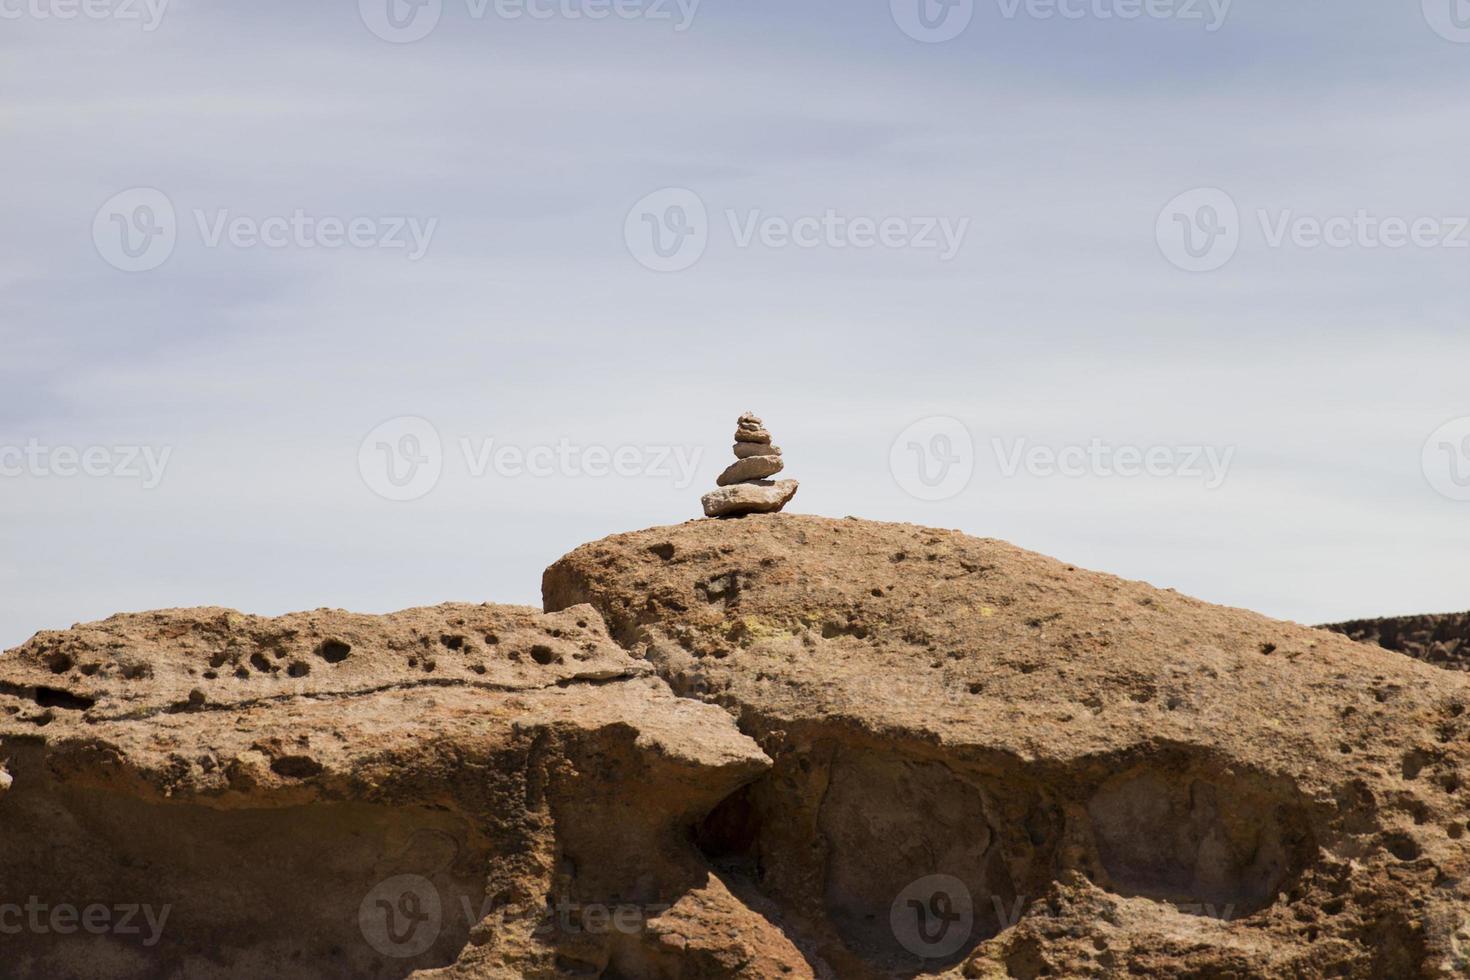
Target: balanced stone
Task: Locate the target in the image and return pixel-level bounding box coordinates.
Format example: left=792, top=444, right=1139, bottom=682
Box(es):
left=702, top=480, right=798, bottom=517
left=717, top=454, right=783, bottom=486
left=733, top=442, right=780, bottom=459
left=702, top=412, right=799, bottom=518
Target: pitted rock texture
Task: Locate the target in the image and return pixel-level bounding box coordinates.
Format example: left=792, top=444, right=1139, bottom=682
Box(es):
left=1324, top=611, right=1470, bottom=672
left=545, top=514, right=1470, bottom=979
left=0, top=603, right=807, bottom=979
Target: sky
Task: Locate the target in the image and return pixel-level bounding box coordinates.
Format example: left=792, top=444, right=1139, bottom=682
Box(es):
left=2, top=0, right=1469, bottom=650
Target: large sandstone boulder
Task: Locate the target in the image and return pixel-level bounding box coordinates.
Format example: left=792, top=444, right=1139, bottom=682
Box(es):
left=545, top=514, right=1470, bottom=979
left=7, top=515, right=1470, bottom=979
left=0, top=603, right=807, bottom=979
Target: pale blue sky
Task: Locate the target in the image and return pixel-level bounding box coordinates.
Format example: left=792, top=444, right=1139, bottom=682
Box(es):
left=2, top=0, right=1469, bottom=649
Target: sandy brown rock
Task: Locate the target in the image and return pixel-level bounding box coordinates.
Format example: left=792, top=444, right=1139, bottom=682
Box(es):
left=716, top=455, right=784, bottom=486
left=545, top=514, right=1470, bottom=979
left=0, top=603, right=809, bottom=979
left=700, top=480, right=799, bottom=518
left=733, top=428, right=771, bottom=445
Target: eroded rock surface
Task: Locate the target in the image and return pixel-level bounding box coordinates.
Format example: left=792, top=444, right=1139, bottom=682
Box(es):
left=545, top=514, right=1470, bottom=978
left=0, top=603, right=804, bottom=979
left=8, top=516, right=1470, bottom=979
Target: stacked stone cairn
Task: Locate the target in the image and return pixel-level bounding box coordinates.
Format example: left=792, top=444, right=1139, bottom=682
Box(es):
left=701, top=412, right=799, bottom=518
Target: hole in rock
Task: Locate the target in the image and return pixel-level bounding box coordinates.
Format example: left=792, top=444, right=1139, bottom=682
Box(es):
left=1383, top=832, right=1421, bottom=862
left=694, top=785, right=762, bottom=874
left=317, top=640, right=352, bottom=664
left=27, top=686, right=96, bottom=711
left=1085, top=767, right=1315, bottom=916
left=270, top=755, right=324, bottom=779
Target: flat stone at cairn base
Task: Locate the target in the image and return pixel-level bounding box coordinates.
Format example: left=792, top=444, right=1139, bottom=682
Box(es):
left=701, top=480, right=799, bottom=518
